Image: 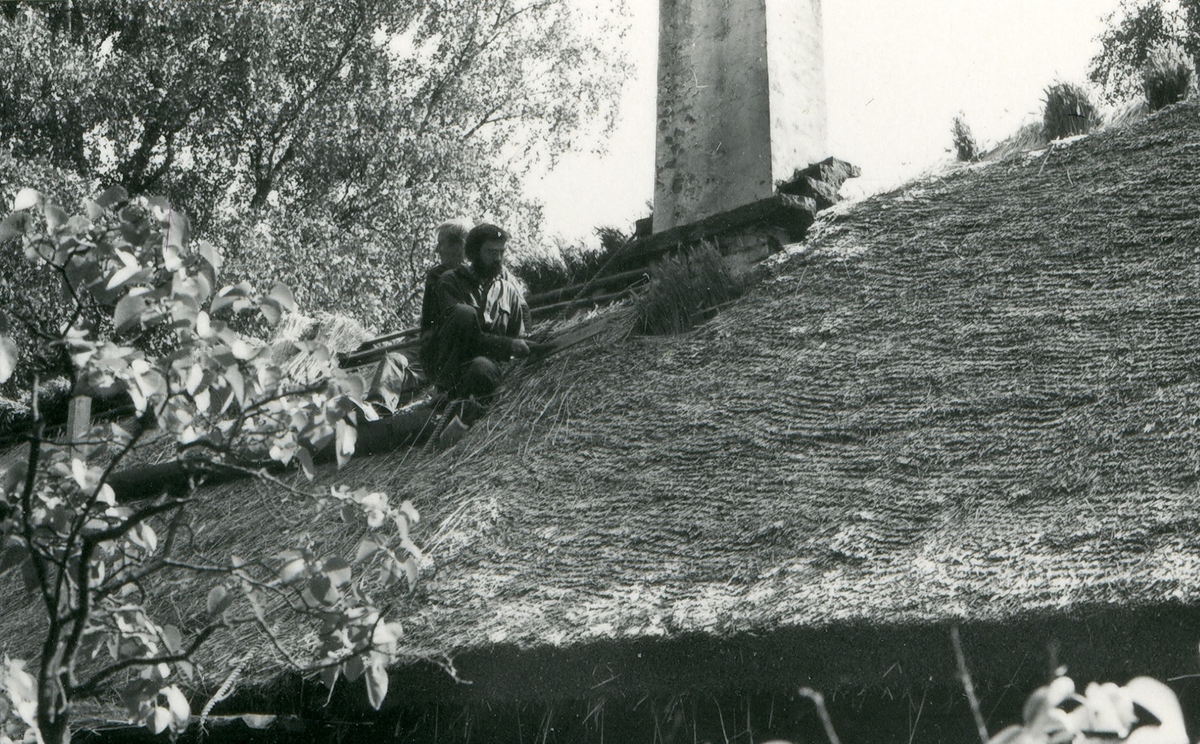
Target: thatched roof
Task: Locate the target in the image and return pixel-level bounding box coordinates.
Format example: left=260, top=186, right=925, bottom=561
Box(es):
left=9, top=102, right=1200, bottom=731
left=388, top=101, right=1200, bottom=655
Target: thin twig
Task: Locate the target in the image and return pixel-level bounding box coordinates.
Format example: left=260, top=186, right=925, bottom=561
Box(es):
left=72, top=622, right=225, bottom=697
left=951, top=626, right=990, bottom=744
left=798, top=687, right=841, bottom=744
left=908, top=684, right=927, bottom=744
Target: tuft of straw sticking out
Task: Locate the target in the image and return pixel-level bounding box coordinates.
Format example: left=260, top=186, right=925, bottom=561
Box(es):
left=633, top=243, right=743, bottom=336
left=981, top=122, right=1048, bottom=162
left=1043, top=81, right=1100, bottom=140
left=951, top=113, right=979, bottom=162
left=1143, top=43, right=1195, bottom=112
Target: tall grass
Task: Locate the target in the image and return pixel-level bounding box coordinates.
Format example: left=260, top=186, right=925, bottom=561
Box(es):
left=1143, top=43, right=1194, bottom=111
left=634, top=243, right=743, bottom=336
left=951, top=113, right=979, bottom=162
left=1043, top=81, right=1100, bottom=140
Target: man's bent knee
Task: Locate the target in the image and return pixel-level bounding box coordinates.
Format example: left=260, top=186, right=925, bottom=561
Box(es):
left=461, top=356, right=502, bottom=398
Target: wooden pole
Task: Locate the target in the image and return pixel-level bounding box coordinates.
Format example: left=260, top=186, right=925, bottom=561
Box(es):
left=66, top=395, right=91, bottom=459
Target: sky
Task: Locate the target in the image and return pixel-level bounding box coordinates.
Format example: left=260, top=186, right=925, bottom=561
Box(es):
left=525, top=0, right=1124, bottom=245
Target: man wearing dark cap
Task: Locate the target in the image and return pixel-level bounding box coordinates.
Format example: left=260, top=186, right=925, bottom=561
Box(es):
left=432, top=223, right=532, bottom=398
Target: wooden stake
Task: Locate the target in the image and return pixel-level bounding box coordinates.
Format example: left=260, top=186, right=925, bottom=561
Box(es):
left=66, top=395, right=91, bottom=457
left=951, top=626, right=990, bottom=744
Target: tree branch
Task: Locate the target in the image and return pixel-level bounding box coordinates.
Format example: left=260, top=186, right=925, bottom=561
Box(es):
left=71, top=621, right=225, bottom=699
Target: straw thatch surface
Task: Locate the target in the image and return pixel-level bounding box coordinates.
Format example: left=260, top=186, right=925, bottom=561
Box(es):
left=386, top=101, right=1200, bottom=655
left=7, top=101, right=1200, bottom=720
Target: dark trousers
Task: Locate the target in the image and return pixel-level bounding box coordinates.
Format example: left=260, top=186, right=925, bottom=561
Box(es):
left=429, top=305, right=504, bottom=398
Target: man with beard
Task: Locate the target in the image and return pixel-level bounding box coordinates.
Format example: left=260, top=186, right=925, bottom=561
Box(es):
left=432, top=223, right=533, bottom=399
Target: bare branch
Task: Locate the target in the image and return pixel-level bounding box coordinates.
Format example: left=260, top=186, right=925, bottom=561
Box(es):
left=19, top=376, right=58, bottom=613
left=71, top=622, right=226, bottom=698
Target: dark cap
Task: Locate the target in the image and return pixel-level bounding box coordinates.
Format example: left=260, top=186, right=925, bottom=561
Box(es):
left=464, top=223, right=508, bottom=262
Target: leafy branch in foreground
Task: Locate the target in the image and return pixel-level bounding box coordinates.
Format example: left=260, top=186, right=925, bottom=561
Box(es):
left=0, top=188, right=423, bottom=744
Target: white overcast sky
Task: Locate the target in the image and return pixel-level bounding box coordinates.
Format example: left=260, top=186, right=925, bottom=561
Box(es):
left=525, top=0, right=1123, bottom=245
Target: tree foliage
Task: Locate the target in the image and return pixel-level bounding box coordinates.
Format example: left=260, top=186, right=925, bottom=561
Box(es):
left=1090, top=0, right=1200, bottom=103
left=0, top=0, right=631, bottom=330
left=0, top=190, right=424, bottom=744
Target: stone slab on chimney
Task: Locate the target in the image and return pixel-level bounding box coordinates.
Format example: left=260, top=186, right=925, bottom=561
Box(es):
left=653, top=0, right=828, bottom=232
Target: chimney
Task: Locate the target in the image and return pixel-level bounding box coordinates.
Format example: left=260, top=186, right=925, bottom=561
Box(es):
left=653, top=0, right=829, bottom=232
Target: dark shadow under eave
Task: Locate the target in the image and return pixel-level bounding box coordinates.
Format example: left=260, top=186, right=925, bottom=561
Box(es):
left=174, top=600, right=1200, bottom=744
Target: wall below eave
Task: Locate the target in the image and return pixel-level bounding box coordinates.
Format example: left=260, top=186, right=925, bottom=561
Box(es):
left=205, top=602, right=1200, bottom=744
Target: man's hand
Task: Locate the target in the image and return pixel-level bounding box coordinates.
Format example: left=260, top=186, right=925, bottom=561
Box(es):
left=510, top=339, right=531, bottom=358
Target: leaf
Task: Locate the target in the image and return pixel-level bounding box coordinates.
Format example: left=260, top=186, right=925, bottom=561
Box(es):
left=241, top=714, right=275, bottom=730
left=372, top=621, right=402, bottom=647
left=309, top=574, right=337, bottom=605
left=0, top=334, right=16, bottom=384
left=206, top=585, right=233, bottom=617
left=354, top=539, right=380, bottom=563
left=149, top=705, right=172, bottom=734
left=139, top=523, right=158, bottom=552
left=0, top=542, right=29, bottom=575
left=69, top=457, right=88, bottom=488
left=20, top=556, right=38, bottom=593
left=399, top=501, right=419, bottom=527
left=161, top=625, right=183, bottom=654
left=401, top=557, right=420, bottom=588
left=230, top=338, right=259, bottom=361
left=342, top=654, right=365, bottom=682
left=365, top=661, right=389, bottom=710
left=163, top=243, right=183, bottom=271
left=1, top=461, right=27, bottom=496
left=163, top=685, right=190, bottom=728
left=391, top=512, right=409, bottom=542
left=323, top=557, right=352, bottom=588
left=296, top=447, right=315, bottom=481
left=167, top=210, right=190, bottom=249
left=335, top=420, right=357, bottom=469
left=12, top=188, right=42, bottom=211
left=278, top=557, right=307, bottom=584
left=267, top=282, right=296, bottom=312
left=106, top=251, right=144, bottom=290
left=44, top=204, right=69, bottom=230
left=400, top=538, right=424, bottom=564
left=94, top=185, right=128, bottom=210
left=66, top=215, right=91, bottom=234
left=0, top=212, right=28, bottom=243
left=210, top=284, right=253, bottom=315
left=114, top=294, right=150, bottom=335
left=195, top=240, right=222, bottom=271
left=147, top=196, right=171, bottom=222
left=225, top=366, right=245, bottom=405
left=259, top=298, right=282, bottom=327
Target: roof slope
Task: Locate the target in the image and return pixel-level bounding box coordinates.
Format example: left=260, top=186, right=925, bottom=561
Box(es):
left=9, top=102, right=1200, bottom=717
left=390, top=102, right=1200, bottom=655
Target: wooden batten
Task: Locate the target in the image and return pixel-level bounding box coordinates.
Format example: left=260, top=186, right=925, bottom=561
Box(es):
left=65, top=395, right=91, bottom=458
